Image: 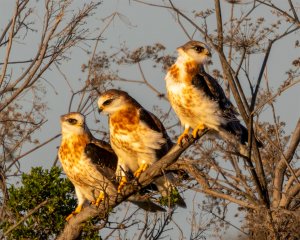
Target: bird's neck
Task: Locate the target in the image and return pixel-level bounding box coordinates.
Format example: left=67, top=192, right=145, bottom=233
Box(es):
left=61, top=131, right=90, bottom=145
left=59, top=133, right=90, bottom=166
left=109, top=105, right=139, bottom=131
left=170, top=55, right=199, bottom=83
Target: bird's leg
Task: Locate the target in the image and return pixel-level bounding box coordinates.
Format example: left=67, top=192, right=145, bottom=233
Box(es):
left=66, top=204, right=82, bottom=221
left=116, top=164, right=129, bottom=193
left=134, top=163, right=149, bottom=178
left=118, top=176, right=128, bottom=193
left=192, top=123, right=206, bottom=139
left=177, top=127, right=190, bottom=146
left=91, top=191, right=105, bottom=207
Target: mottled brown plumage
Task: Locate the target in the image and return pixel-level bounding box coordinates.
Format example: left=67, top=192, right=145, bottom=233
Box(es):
left=165, top=40, right=253, bottom=146
left=98, top=89, right=186, bottom=208
left=58, top=113, right=118, bottom=220
left=58, top=112, right=165, bottom=220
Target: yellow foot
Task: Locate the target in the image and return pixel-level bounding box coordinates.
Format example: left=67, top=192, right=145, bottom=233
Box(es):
left=192, top=123, right=206, bottom=139
left=66, top=205, right=82, bottom=221
left=118, top=176, right=128, bottom=193
left=134, top=163, right=149, bottom=178
left=91, top=192, right=105, bottom=207
left=177, top=128, right=190, bottom=146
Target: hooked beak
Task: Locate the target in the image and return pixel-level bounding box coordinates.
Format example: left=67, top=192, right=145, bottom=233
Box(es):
left=205, top=49, right=212, bottom=58
left=98, top=107, right=103, bottom=114
left=205, top=49, right=211, bottom=57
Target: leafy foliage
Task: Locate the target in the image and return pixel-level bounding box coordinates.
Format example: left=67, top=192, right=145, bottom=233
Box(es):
left=1, top=167, right=99, bottom=239
left=159, top=187, right=183, bottom=207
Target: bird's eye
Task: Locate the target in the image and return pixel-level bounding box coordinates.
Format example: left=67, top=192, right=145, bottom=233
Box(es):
left=194, top=46, right=204, bottom=53
left=67, top=118, right=78, bottom=125
left=103, top=99, right=113, bottom=106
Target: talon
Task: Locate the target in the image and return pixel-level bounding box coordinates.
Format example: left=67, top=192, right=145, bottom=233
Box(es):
left=177, top=128, right=190, bottom=146
left=134, top=163, right=149, bottom=178
left=92, top=192, right=105, bottom=207
left=118, top=176, right=128, bottom=193
left=66, top=205, right=82, bottom=221
left=192, top=123, right=205, bottom=139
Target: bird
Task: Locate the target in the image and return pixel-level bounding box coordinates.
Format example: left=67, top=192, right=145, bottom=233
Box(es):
left=58, top=112, right=165, bottom=221
left=165, top=40, right=259, bottom=147
left=97, top=89, right=186, bottom=208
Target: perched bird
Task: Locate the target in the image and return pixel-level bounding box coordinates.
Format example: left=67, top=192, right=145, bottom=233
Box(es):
left=97, top=89, right=186, bottom=208
left=165, top=40, right=257, bottom=147
left=58, top=112, right=165, bottom=221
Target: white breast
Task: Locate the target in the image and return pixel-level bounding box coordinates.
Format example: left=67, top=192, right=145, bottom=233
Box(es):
left=166, top=69, right=224, bottom=130
left=110, top=119, right=165, bottom=173
left=60, top=147, right=112, bottom=202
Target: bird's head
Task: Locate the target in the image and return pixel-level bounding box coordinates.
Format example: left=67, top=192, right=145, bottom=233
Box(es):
left=97, top=89, right=130, bottom=115
left=177, top=41, right=211, bottom=64
left=60, top=112, right=86, bottom=136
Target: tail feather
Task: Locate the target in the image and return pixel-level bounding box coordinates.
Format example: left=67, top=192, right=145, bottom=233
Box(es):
left=222, top=121, right=263, bottom=147
left=128, top=194, right=166, bottom=212
left=173, top=192, right=187, bottom=208
left=155, top=174, right=186, bottom=208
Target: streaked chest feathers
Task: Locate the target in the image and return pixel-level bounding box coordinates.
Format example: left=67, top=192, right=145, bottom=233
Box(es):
left=58, top=135, right=99, bottom=186
left=165, top=61, right=223, bottom=130
left=109, top=107, right=165, bottom=169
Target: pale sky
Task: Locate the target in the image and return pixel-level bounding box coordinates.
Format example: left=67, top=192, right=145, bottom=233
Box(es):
left=1, top=0, right=299, bottom=239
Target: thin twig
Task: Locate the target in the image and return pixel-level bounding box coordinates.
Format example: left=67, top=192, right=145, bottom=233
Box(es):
left=57, top=132, right=208, bottom=240
left=5, top=134, right=61, bottom=172
left=0, top=0, right=18, bottom=88
left=4, top=199, right=48, bottom=236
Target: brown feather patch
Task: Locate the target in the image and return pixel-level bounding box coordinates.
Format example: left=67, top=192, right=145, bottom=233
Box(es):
left=110, top=107, right=139, bottom=131
left=59, top=134, right=89, bottom=165
left=184, top=61, right=198, bottom=83
left=168, top=64, right=180, bottom=80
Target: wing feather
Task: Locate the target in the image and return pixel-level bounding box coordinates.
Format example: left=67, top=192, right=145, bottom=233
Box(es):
left=139, top=108, right=173, bottom=158
left=192, top=68, right=256, bottom=145
left=85, top=139, right=118, bottom=182
left=192, top=67, right=239, bottom=119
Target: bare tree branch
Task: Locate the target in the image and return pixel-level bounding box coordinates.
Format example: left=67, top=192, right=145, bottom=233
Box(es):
left=0, top=0, right=19, bottom=88
left=288, top=0, right=299, bottom=22
left=179, top=163, right=258, bottom=210
left=273, top=119, right=300, bottom=207
left=214, top=0, right=224, bottom=51
left=57, top=132, right=208, bottom=240
left=5, top=134, right=61, bottom=173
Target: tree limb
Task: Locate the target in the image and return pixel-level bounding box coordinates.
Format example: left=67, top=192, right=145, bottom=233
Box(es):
left=179, top=163, right=258, bottom=210
left=57, top=131, right=208, bottom=240
left=0, top=0, right=18, bottom=88
left=279, top=183, right=300, bottom=208
left=214, top=0, right=224, bottom=51
left=273, top=118, right=300, bottom=207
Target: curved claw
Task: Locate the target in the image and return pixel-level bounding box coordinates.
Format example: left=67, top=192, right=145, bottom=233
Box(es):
left=66, top=205, right=82, bottom=221
left=177, top=128, right=190, bottom=146
left=134, top=163, right=149, bottom=178
left=192, top=123, right=205, bottom=139
left=118, top=176, right=128, bottom=193
left=91, top=192, right=105, bottom=207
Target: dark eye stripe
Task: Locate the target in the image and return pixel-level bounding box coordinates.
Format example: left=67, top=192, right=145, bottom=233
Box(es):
left=67, top=118, right=77, bottom=125
left=193, top=46, right=204, bottom=53
left=103, top=99, right=113, bottom=106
